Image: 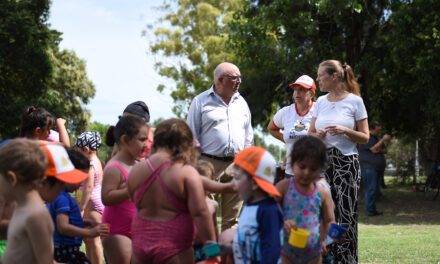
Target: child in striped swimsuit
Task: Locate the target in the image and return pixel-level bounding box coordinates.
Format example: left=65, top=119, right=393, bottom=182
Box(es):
left=75, top=131, right=105, bottom=264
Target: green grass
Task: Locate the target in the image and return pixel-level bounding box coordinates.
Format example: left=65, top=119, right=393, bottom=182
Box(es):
left=81, top=177, right=440, bottom=264
left=358, top=176, right=440, bottom=263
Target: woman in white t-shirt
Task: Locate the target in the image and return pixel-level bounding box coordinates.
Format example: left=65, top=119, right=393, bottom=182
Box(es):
left=308, top=60, right=369, bottom=264
left=267, top=75, right=316, bottom=177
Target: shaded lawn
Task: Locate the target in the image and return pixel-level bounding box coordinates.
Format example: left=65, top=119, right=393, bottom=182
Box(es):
left=358, top=177, right=440, bottom=263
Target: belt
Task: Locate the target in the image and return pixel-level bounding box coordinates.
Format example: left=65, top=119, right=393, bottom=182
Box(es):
left=201, top=153, right=234, bottom=162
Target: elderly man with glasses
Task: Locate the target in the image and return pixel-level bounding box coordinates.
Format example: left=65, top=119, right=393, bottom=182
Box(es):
left=187, top=62, right=254, bottom=232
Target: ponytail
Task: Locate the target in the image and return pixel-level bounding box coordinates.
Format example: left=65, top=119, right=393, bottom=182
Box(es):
left=343, top=64, right=360, bottom=96
left=105, top=126, right=116, bottom=146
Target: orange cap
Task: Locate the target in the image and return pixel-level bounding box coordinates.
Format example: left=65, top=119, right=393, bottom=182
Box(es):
left=41, top=145, right=88, bottom=184
left=234, top=146, right=281, bottom=197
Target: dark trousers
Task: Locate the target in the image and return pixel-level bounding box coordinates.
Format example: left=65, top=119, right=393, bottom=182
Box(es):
left=362, top=168, right=378, bottom=213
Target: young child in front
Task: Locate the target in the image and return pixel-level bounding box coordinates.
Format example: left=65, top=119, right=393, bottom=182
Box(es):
left=46, top=149, right=108, bottom=264
left=276, top=136, right=335, bottom=264
left=227, top=146, right=284, bottom=264
left=102, top=115, right=149, bottom=264
left=75, top=131, right=105, bottom=264
left=0, top=138, right=54, bottom=264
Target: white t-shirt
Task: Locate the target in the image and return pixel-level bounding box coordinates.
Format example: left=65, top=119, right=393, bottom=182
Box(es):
left=313, top=93, right=368, bottom=155
left=272, top=103, right=315, bottom=175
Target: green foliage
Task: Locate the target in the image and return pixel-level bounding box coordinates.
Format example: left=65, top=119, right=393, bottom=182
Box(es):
left=87, top=121, right=112, bottom=163
left=369, top=0, right=440, bottom=160
left=42, top=48, right=95, bottom=136
left=148, top=0, right=244, bottom=117
left=0, top=0, right=95, bottom=139
left=152, top=117, right=165, bottom=126
left=0, top=0, right=54, bottom=138
left=227, top=0, right=390, bottom=126
left=386, top=137, right=416, bottom=183
left=254, top=133, right=286, bottom=162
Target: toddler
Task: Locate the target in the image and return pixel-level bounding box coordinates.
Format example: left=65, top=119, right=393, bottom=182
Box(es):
left=275, top=136, right=335, bottom=264
left=226, top=146, right=284, bottom=264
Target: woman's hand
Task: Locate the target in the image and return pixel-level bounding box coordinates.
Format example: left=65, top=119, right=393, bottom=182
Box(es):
left=325, top=125, right=347, bottom=136
left=316, top=129, right=328, bottom=138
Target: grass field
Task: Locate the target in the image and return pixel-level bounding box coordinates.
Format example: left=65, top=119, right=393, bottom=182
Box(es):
left=358, top=177, right=440, bottom=263
left=86, top=177, right=440, bottom=263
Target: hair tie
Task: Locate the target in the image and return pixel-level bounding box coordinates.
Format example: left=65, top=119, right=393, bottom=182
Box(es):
left=28, top=107, right=36, bottom=114
left=342, top=63, right=348, bottom=71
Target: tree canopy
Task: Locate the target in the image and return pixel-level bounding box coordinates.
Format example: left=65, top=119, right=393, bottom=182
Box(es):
left=0, top=0, right=95, bottom=139
left=148, top=0, right=244, bottom=117
left=149, top=0, right=440, bottom=161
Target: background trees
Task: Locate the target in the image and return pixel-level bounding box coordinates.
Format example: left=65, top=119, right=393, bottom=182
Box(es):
left=149, top=0, right=440, bottom=170
left=0, top=0, right=95, bottom=139
left=147, top=0, right=244, bottom=117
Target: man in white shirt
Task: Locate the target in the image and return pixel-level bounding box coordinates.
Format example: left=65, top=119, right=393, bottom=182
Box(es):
left=187, top=62, right=254, bottom=231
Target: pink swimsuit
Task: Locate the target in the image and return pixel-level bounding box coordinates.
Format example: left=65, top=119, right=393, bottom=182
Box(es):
left=102, top=162, right=137, bottom=238
left=131, top=159, right=195, bottom=263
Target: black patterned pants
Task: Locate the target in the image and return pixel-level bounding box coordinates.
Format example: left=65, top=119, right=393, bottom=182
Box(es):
left=325, top=147, right=360, bottom=264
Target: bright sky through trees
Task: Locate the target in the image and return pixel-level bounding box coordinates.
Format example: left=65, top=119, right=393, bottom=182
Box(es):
left=49, top=0, right=175, bottom=125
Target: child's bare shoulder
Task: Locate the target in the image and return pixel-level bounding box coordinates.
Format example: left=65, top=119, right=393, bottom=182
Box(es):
left=317, top=184, right=331, bottom=198
left=276, top=178, right=290, bottom=194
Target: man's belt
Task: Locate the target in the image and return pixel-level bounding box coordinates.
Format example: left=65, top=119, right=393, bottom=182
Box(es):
left=201, top=153, right=234, bottom=162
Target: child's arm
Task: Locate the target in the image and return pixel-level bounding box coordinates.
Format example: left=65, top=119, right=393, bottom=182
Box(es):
left=56, top=118, right=70, bottom=147
left=202, top=177, right=235, bottom=193
left=101, top=166, right=130, bottom=205
left=26, top=211, right=54, bottom=264
left=78, top=167, right=94, bottom=214
left=185, top=166, right=216, bottom=242
left=275, top=178, right=289, bottom=204
left=56, top=213, right=108, bottom=238
left=211, top=200, right=219, bottom=240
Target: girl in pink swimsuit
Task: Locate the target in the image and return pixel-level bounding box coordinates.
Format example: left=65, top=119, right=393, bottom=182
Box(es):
left=75, top=131, right=105, bottom=264
left=127, top=119, right=217, bottom=264
left=101, top=115, right=149, bottom=264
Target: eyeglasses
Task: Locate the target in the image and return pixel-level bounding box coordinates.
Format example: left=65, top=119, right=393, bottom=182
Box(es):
left=223, top=74, right=242, bottom=81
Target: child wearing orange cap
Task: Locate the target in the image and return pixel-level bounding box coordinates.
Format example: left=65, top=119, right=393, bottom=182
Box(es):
left=46, top=149, right=108, bottom=264
left=222, top=146, right=283, bottom=264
